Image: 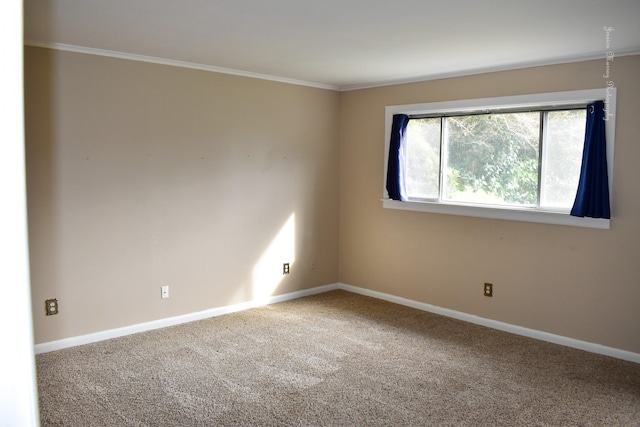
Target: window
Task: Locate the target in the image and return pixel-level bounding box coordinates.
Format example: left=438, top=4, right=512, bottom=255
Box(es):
left=405, top=108, right=586, bottom=209
left=383, top=89, right=616, bottom=229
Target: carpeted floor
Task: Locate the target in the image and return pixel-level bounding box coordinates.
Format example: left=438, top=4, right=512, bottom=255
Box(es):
left=36, top=290, right=640, bottom=426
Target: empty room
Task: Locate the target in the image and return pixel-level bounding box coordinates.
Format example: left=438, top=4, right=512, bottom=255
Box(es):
left=3, top=0, right=640, bottom=425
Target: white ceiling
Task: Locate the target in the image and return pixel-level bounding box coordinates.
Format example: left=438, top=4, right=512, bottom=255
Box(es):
left=23, top=0, right=640, bottom=91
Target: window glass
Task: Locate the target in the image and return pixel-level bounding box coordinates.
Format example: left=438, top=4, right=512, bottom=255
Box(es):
left=540, top=110, right=586, bottom=208
left=404, top=110, right=587, bottom=210
left=405, top=118, right=440, bottom=199
left=443, top=112, right=540, bottom=206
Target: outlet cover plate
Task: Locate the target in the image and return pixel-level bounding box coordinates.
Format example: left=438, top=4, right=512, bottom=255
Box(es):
left=45, top=299, right=58, bottom=315
left=484, top=283, right=493, bottom=297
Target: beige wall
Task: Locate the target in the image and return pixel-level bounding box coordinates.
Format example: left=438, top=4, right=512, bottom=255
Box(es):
left=25, top=45, right=640, bottom=355
left=25, top=47, right=340, bottom=344
left=339, top=56, right=640, bottom=354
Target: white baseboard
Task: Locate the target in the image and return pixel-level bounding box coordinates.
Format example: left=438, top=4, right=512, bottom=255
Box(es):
left=337, top=283, right=640, bottom=364
left=35, top=282, right=640, bottom=364
left=34, top=283, right=339, bottom=354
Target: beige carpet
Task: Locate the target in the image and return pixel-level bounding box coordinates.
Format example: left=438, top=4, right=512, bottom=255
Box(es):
left=36, top=290, right=640, bottom=426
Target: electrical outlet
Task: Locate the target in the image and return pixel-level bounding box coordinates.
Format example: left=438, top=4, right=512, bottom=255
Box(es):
left=484, top=283, right=493, bottom=297
left=161, top=285, right=169, bottom=299
left=45, top=299, right=58, bottom=315
left=283, top=263, right=290, bottom=275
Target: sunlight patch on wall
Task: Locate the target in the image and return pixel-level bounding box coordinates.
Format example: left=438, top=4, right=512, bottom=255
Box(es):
left=251, top=213, right=295, bottom=303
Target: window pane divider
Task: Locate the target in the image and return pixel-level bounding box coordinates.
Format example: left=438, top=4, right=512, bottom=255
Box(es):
left=536, top=111, right=545, bottom=207
left=439, top=117, right=447, bottom=203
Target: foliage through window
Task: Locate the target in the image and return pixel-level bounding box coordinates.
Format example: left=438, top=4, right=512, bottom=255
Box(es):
left=404, top=109, right=586, bottom=210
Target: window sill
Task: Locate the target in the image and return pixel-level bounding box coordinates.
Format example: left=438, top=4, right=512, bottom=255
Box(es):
left=381, top=199, right=610, bottom=229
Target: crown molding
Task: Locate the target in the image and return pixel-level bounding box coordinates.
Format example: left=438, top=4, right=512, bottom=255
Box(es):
left=341, top=49, right=640, bottom=91
left=24, top=41, right=342, bottom=92
left=24, top=41, right=640, bottom=93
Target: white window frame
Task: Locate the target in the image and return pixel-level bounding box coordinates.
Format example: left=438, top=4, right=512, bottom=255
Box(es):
left=382, top=88, right=616, bottom=229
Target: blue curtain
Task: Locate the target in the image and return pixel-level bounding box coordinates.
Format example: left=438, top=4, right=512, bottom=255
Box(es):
left=386, top=114, right=410, bottom=201
left=570, top=101, right=610, bottom=219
